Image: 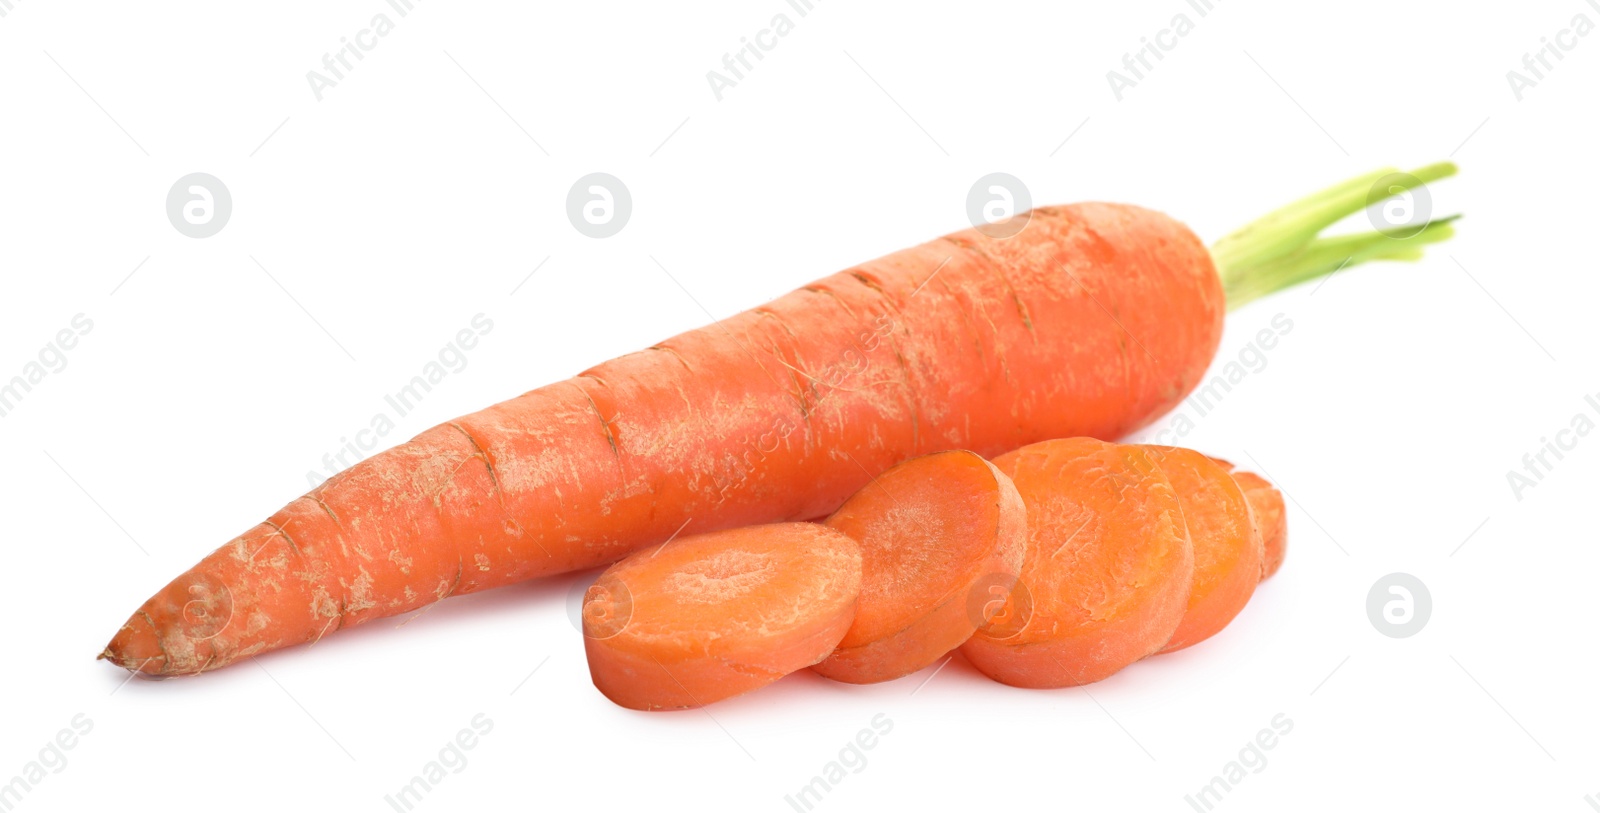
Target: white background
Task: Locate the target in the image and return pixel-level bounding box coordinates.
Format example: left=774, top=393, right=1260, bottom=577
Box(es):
left=2, top=0, right=1596, bottom=810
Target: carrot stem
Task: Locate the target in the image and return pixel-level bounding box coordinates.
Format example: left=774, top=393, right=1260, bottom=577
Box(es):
left=1213, top=162, right=1460, bottom=310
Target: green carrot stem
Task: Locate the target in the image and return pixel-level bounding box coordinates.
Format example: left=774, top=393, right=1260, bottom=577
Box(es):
left=1223, top=216, right=1459, bottom=309
left=1212, top=162, right=1460, bottom=310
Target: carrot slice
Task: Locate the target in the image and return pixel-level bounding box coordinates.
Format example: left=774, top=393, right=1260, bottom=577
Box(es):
left=962, top=438, right=1192, bottom=687
left=1143, top=446, right=1261, bottom=653
left=1232, top=470, right=1287, bottom=579
left=582, top=523, right=861, bottom=710
left=812, top=450, right=1027, bottom=684
left=1206, top=457, right=1288, bottom=581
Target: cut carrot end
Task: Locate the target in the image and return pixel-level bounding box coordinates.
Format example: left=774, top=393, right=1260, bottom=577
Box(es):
left=1206, top=457, right=1288, bottom=581
left=1143, top=446, right=1261, bottom=654
left=812, top=450, right=1027, bottom=685
left=582, top=523, right=861, bottom=711
left=1231, top=470, right=1287, bottom=580
left=962, top=438, right=1193, bottom=688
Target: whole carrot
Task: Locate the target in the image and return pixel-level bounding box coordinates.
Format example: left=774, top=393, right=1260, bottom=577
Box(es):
left=104, top=164, right=1456, bottom=675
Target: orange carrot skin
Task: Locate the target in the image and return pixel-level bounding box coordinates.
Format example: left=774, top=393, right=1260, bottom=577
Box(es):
left=582, top=523, right=861, bottom=710
left=105, top=203, right=1223, bottom=676
left=812, top=450, right=1027, bottom=684
left=1205, top=457, right=1288, bottom=581
left=1143, top=446, right=1260, bottom=653
left=962, top=438, right=1193, bottom=688
left=1232, top=471, right=1287, bottom=579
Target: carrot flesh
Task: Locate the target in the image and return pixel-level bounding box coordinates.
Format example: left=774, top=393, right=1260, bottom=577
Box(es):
left=1232, top=471, right=1287, bottom=579
left=961, top=438, right=1192, bottom=688
left=582, top=523, right=861, bottom=711
left=1205, top=457, right=1288, bottom=581
left=1143, top=446, right=1260, bottom=653
left=811, top=450, right=1026, bottom=684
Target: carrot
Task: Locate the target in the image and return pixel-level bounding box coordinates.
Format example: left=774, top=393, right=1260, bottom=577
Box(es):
left=1235, top=472, right=1286, bottom=579
left=1207, top=458, right=1288, bottom=580
left=1234, top=470, right=1287, bottom=580
left=961, top=438, right=1193, bottom=688
left=811, top=450, right=1026, bottom=684
left=103, top=164, right=1453, bottom=675
left=1143, top=446, right=1260, bottom=653
left=581, top=523, right=860, bottom=710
